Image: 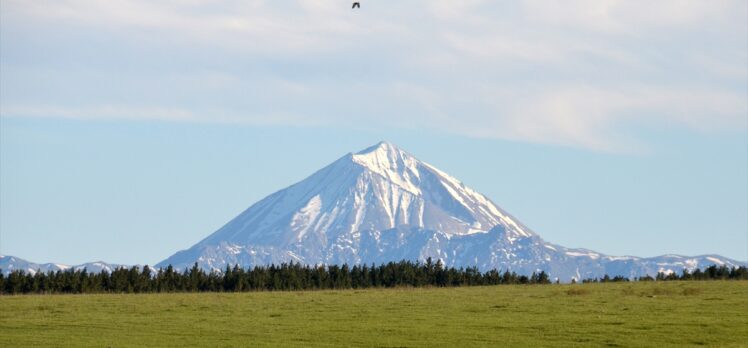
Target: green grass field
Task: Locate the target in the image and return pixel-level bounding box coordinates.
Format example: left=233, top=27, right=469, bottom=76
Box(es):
left=1, top=281, right=746, bottom=347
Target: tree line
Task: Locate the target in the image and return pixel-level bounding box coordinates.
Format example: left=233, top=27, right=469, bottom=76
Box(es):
left=578, top=264, right=748, bottom=283
left=1, top=259, right=746, bottom=295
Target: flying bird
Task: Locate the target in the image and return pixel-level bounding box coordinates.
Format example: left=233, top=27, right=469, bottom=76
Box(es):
left=352, top=2, right=360, bottom=9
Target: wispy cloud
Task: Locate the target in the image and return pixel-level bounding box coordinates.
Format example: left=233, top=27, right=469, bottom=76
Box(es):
left=1, top=105, right=197, bottom=122
left=1, top=0, right=745, bottom=152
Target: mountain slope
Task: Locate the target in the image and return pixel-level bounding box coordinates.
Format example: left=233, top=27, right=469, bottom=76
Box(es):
left=157, top=142, right=745, bottom=280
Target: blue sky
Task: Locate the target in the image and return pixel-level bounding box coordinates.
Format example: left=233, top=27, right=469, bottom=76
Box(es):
left=1, top=1, right=746, bottom=265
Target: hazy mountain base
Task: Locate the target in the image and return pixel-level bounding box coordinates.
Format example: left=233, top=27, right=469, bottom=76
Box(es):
left=1, top=281, right=746, bottom=347
left=158, top=225, right=746, bottom=281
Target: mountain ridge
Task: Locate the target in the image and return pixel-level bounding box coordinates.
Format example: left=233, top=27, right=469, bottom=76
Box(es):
left=0, top=255, right=127, bottom=275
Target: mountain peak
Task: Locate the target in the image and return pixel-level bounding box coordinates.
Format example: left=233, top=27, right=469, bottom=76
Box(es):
left=351, top=141, right=422, bottom=194
left=352, top=141, right=415, bottom=166
left=356, top=141, right=399, bottom=154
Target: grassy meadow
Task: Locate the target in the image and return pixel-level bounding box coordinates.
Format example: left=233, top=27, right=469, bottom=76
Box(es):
left=1, top=281, right=746, bottom=347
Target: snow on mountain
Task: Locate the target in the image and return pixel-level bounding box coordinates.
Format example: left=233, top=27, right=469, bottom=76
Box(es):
left=0, top=255, right=128, bottom=276
left=156, top=142, right=746, bottom=280
left=0, top=255, right=70, bottom=275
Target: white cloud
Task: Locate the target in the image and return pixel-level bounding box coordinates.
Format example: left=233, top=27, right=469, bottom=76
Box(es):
left=1, top=0, right=746, bottom=152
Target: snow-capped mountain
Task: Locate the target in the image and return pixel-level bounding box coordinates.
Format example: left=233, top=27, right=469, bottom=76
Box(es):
left=157, top=142, right=745, bottom=280
left=0, top=255, right=125, bottom=276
